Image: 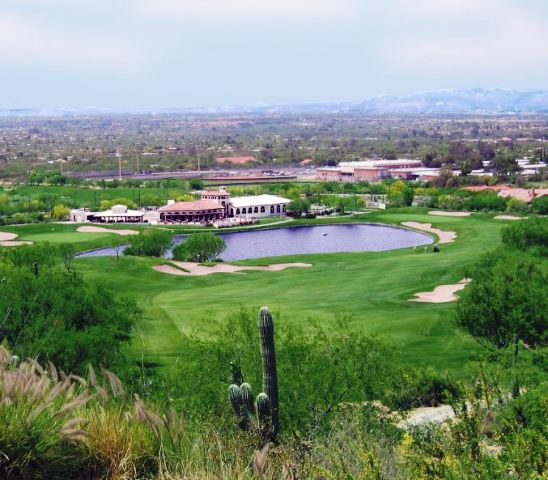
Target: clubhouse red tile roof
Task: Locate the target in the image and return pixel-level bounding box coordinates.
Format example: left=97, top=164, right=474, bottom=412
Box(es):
left=159, top=200, right=224, bottom=212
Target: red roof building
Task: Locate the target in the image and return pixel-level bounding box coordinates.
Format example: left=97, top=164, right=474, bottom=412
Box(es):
left=158, top=200, right=225, bottom=222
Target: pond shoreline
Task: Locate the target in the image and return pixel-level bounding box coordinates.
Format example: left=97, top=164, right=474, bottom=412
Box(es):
left=76, top=222, right=433, bottom=261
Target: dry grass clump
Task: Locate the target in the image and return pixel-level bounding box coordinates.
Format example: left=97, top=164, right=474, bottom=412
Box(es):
left=0, top=346, right=183, bottom=479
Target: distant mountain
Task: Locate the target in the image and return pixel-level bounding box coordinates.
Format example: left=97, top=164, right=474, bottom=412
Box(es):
left=351, top=88, right=548, bottom=114
left=1, top=88, right=547, bottom=116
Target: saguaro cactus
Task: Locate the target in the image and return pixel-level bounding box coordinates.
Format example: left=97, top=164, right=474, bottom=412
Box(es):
left=258, top=306, right=279, bottom=439
left=227, top=306, right=280, bottom=443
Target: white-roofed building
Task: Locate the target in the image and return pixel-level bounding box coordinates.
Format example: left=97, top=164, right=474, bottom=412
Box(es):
left=69, top=204, right=150, bottom=223
left=228, top=194, right=290, bottom=218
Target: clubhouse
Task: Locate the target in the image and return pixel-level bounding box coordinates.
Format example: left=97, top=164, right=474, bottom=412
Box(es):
left=69, top=187, right=290, bottom=224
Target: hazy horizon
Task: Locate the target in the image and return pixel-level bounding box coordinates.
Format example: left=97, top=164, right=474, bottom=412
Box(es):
left=1, top=0, right=547, bottom=110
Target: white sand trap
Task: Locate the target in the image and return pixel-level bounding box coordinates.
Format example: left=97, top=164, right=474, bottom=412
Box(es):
left=428, top=210, right=471, bottom=217
left=0, top=240, right=33, bottom=247
left=0, top=232, right=17, bottom=241
left=77, top=226, right=138, bottom=235
left=401, top=221, right=456, bottom=244
left=494, top=215, right=522, bottom=221
left=154, top=261, right=312, bottom=277
left=411, top=278, right=470, bottom=303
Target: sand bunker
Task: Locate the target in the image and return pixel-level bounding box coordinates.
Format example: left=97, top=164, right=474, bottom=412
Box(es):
left=411, top=278, right=470, bottom=303
left=77, top=226, right=138, bottom=235
left=154, top=261, right=312, bottom=277
left=401, top=221, right=456, bottom=244
left=0, top=231, right=34, bottom=247
left=0, top=240, right=33, bottom=247
left=0, top=232, right=17, bottom=241
left=428, top=211, right=471, bottom=217
left=494, top=215, right=522, bottom=221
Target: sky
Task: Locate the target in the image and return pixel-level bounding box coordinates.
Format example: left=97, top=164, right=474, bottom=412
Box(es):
left=1, top=0, right=547, bottom=109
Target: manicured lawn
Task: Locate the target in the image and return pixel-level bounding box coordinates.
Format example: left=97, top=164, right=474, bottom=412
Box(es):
left=74, top=210, right=505, bottom=376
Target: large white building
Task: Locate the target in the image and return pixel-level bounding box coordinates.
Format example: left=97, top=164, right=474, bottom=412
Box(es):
left=228, top=194, right=290, bottom=218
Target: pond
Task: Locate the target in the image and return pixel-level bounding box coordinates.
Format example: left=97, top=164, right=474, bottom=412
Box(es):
left=76, top=223, right=432, bottom=261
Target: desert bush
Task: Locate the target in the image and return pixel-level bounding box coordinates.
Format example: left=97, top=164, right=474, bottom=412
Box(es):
left=456, top=249, right=547, bottom=349
left=531, top=194, right=548, bottom=215
left=505, top=198, right=528, bottom=214
left=501, top=217, right=548, bottom=253
left=384, top=368, right=461, bottom=410
left=0, top=246, right=139, bottom=373
left=463, top=192, right=507, bottom=212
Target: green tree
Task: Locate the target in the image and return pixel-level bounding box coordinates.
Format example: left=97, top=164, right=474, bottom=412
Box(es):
left=455, top=249, right=547, bottom=349
left=492, top=152, right=521, bottom=177
left=51, top=204, right=70, bottom=220
left=172, top=232, right=226, bottom=262
left=189, top=179, right=204, bottom=190
left=286, top=199, right=310, bottom=217
left=124, top=230, right=172, bottom=257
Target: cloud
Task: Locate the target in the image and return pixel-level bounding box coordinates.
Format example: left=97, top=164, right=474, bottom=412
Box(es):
left=134, top=0, right=359, bottom=22
left=0, top=13, right=141, bottom=72
left=392, top=0, right=489, bottom=18
left=385, top=7, right=548, bottom=72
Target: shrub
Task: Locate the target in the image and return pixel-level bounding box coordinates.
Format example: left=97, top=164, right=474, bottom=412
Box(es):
left=455, top=249, right=547, bottom=348
left=385, top=368, right=461, bottom=410
left=0, top=246, right=139, bottom=373
left=506, top=198, right=528, bottom=214
left=463, top=192, right=507, bottom=212
left=531, top=195, right=548, bottom=215
left=501, top=217, right=548, bottom=253
left=437, top=194, right=464, bottom=211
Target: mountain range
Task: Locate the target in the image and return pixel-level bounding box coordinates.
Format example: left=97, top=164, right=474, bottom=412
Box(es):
left=1, top=88, right=547, bottom=116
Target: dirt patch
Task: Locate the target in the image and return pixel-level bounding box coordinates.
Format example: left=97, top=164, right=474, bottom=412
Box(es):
left=410, top=278, right=470, bottom=303
left=401, top=221, right=456, bottom=244
left=0, top=240, right=34, bottom=247
left=0, top=232, right=18, bottom=241
left=154, top=261, right=312, bottom=276
left=494, top=215, right=522, bottom=221
left=428, top=210, right=471, bottom=217
left=399, top=405, right=455, bottom=427
left=77, top=226, right=138, bottom=235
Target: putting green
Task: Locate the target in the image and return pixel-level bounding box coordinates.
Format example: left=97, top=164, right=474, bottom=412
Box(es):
left=74, top=210, right=505, bottom=375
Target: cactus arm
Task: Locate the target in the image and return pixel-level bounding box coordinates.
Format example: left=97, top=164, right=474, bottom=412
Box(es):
left=240, top=382, right=255, bottom=428
left=256, top=393, right=272, bottom=441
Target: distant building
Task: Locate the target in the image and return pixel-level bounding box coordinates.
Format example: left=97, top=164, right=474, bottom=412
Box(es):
left=215, top=156, right=256, bottom=165
left=316, top=159, right=421, bottom=182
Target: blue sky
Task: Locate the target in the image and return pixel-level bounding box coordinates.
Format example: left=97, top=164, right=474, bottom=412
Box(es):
left=1, top=0, right=547, bottom=109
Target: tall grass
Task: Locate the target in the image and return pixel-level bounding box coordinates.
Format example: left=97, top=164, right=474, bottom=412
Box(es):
left=0, top=346, right=181, bottom=479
